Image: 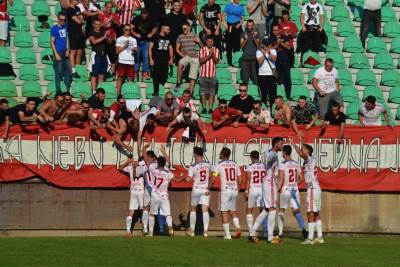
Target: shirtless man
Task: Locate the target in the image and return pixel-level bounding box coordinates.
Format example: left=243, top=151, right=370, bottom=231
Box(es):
left=273, top=96, right=292, bottom=128
left=59, top=100, right=90, bottom=126
left=112, top=108, right=141, bottom=153
left=38, top=93, right=65, bottom=124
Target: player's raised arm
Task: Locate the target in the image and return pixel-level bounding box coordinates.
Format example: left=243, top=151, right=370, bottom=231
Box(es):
left=118, top=156, right=132, bottom=173
left=142, top=143, right=151, bottom=166
left=160, top=144, right=171, bottom=167
left=289, top=138, right=308, bottom=161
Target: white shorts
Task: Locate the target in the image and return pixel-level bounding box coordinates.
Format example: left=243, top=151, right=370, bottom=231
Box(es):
left=248, top=187, right=263, bottom=208
left=129, top=190, right=144, bottom=210
left=262, top=181, right=278, bottom=209
left=279, top=188, right=301, bottom=210
left=143, top=189, right=151, bottom=207
left=0, top=21, right=8, bottom=41
left=219, top=190, right=238, bottom=212
left=307, top=187, right=321, bottom=212
left=191, top=188, right=210, bottom=206
left=150, top=194, right=171, bottom=216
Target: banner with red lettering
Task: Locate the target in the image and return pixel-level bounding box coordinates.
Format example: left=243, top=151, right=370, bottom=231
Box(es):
left=0, top=123, right=399, bottom=191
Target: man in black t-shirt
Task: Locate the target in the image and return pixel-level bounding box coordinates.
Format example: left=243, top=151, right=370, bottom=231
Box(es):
left=88, top=88, right=107, bottom=140
left=9, top=98, right=41, bottom=133
left=0, top=98, right=10, bottom=139
left=149, top=24, right=174, bottom=96
left=199, top=0, right=222, bottom=50
left=228, top=83, right=255, bottom=123
left=320, top=101, right=346, bottom=141
left=144, top=0, right=166, bottom=26
left=166, top=0, right=188, bottom=46
left=89, top=19, right=108, bottom=91
left=67, top=0, right=85, bottom=78
left=131, top=9, right=157, bottom=80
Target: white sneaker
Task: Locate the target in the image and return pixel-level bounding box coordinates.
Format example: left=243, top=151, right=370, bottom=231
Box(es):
left=301, top=239, right=314, bottom=245
left=314, top=237, right=325, bottom=244
left=203, top=232, right=208, bottom=237
left=147, top=231, right=153, bottom=237
left=185, top=230, right=195, bottom=237
left=223, top=235, right=232, bottom=240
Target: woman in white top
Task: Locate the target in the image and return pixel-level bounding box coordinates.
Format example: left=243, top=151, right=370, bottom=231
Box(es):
left=256, top=38, right=278, bottom=111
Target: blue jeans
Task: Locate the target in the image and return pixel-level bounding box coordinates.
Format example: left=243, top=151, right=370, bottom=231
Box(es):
left=53, top=54, right=72, bottom=93
left=135, top=41, right=149, bottom=73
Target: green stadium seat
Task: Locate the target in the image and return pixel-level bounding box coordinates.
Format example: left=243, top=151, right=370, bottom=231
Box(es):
left=390, top=37, right=400, bottom=53
left=302, top=52, right=321, bottom=68
left=216, top=68, right=232, bottom=84
left=290, top=5, right=302, bottom=19
left=349, top=53, right=370, bottom=69
left=277, top=85, right=287, bottom=101
left=330, top=5, right=350, bottom=22
left=8, top=0, right=27, bottom=16
left=167, top=66, right=177, bottom=83
left=31, top=1, right=51, bottom=16
left=104, top=98, right=115, bottom=107
left=343, top=36, right=364, bottom=53
left=326, top=36, right=340, bottom=52
left=394, top=0, right=400, bottom=7
left=0, top=47, right=12, bottom=63
left=13, top=31, right=33, bottom=48
left=381, top=6, right=396, bottom=22
left=232, top=52, right=241, bottom=67
left=145, top=83, right=165, bottom=98
left=356, top=69, right=377, bottom=86
left=121, top=82, right=141, bottom=99
left=363, top=86, right=385, bottom=103
left=44, top=65, right=55, bottom=81
left=291, top=85, right=311, bottom=101
left=388, top=87, right=400, bottom=104
left=71, top=81, right=92, bottom=98
left=381, top=70, right=400, bottom=87
left=336, top=21, right=356, bottom=37
left=9, top=16, right=30, bottom=31
left=97, top=81, right=117, bottom=99
left=41, top=48, right=54, bottom=65
left=374, top=52, right=395, bottom=69
left=367, top=37, right=387, bottom=53
left=338, top=68, right=353, bottom=86
left=345, top=101, right=360, bottom=120
left=74, top=65, right=89, bottom=81
left=218, top=84, right=236, bottom=99
left=0, top=81, right=17, bottom=97
left=38, top=32, right=51, bottom=48
left=16, top=48, right=36, bottom=64
left=340, top=85, right=359, bottom=103
left=307, top=68, right=317, bottom=84
left=47, top=82, right=67, bottom=95
left=5, top=97, right=18, bottom=108
left=347, top=0, right=364, bottom=7
left=325, top=0, right=343, bottom=6
left=324, top=22, right=333, bottom=34
left=19, top=65, right=39, bottom=81
left=192, top=84, right=200, bottom=100
left=22, top=81, right=42, bottom=97
left=55, top=2, right=62, bottom=15
left=290, top=68, right=304, bottom=85
left=383, top=22, right=400, bottom=38
left=248, top=84, right=259, bottom=98
left=326, top=52, right=346, bottom=69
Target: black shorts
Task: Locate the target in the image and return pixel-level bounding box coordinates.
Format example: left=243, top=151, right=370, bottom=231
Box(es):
left=68, top=31, right=85, bottom=50
left=152, top=61, right=169, bottom=83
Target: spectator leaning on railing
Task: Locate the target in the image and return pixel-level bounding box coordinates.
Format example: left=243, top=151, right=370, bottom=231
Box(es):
left=0, top=98, right=10, bottom=139
left=291, top=95, right=318, bottom=142
left=247, top=100, right=271, bottom=133
left=229, top=83, right=255, bottom=122
left=358, top=95, right=392, bottom=128
left=212, top=99, right=242, bottom=129
left=320, top=101, right=346, bottom=141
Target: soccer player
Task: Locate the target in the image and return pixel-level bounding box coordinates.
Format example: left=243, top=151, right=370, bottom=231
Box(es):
left=245, top=151, right=265, bottom=235
left=184, top=147, right=214, bottom=237
left=277, top=145, right=307, bottom=240
left=213, top=147, right=242, bottom=240
left=290, top=139, right=324, bottom=244
left=249, top=137, right=284, bottom=244
left=118, top=155, right=148, bottom=236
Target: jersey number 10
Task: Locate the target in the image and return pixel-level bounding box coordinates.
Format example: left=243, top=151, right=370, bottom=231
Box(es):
left=224, top=168, right=236, bottom=182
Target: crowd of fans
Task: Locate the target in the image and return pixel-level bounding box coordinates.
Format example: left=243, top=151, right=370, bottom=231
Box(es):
left=0, top=0, right=395, bottom=146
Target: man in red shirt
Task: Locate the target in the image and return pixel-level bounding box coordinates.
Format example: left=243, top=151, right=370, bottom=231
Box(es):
left=0, top=0, right=12, bottom=47
left=212, top=99, right=242, bottom=130
left=279, top=10, right=298, bottom=67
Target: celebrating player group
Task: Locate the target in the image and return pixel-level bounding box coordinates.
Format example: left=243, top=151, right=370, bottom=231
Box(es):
left=118, top=137, right=324, bottom=245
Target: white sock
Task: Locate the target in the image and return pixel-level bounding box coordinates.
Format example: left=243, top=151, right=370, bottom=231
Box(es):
left=190, top=211, right=196, bottom=232
left=267, top=210, right=277, bottom=242
left=278, top=212, right=285, bottom=236
left=250, top=210, right=267, bottom=236
left=72, top=67, right=76, bottom=73
left=126, top=216, right=132, bottom=232
left=166, top=215, right=173, bottom=228
left=202, top=212, right=209, bottom=232
left=308, top=222, right=315, bottom=240
left=316, top=219, right=323, bottom=238
left=149, top=216, right=155, bottom=233
left=246, top=214, right=254, bottom=232
left=142, top=210, right=149, bottom=232
left=232, top=217, right=240, bottom=229
left=223, top=223, right=231, bottom=238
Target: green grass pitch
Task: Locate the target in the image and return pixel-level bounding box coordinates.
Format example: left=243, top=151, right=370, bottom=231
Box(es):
left=0, top=235, right=399, bottom=267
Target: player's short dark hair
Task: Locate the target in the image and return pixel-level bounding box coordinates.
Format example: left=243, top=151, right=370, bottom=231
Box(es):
left=303, top=144, right=313, bottom=156
left=282, top=145, right=292, bottom=156
left=147, top=150, right=156, bottom=159
left=220, top=147, right=231, bottom=159
left=54, top=92, right=64, bottom=99
left=147, top=114, right=155, bottom=121
left=331, top=101, right=341, bottom=109
left=276, top=95, right=283, bottom=101
left=282, top=10, right=289, bottom=16
left=239, top=82, right=248, bottom=89
left=365, top=95, right=376, bottom=104
left=206, top=35, right=214, bottom=41
left=117, top=95, right=125, bottom=102
left=81, top=99, right=88, bottom=105
left=157, top=156, right=167, bottom=168
left=172, top=0, right=180, bottom=4
left=272, top=23, right=281, bottom=29
left=247, top=19, right=254, bottom=24
left=325, top=58, right=334, bottom=64
left=272, top=137, right=284, bottom=147
left=0, top=98, right=9, bottom=104
left=182, top=20, right=190, bottom=27
left=219, top=99, right=227, bottom=105
left=96, top=88, right=106, bottom=95
left=63, top=92, right=72, bottom=98
left=253, top=100, right=262, bottom=106
left=182, top=89, right=191, bottom=95
left=250, top=150, right=259, bottom=160
left=26, top=97, right=36, bottom=104
left=193, top=147, right=204, bottom=156
left=182, top=107, right=191, bottom=114
left=298, top=95, right=307, bottom=101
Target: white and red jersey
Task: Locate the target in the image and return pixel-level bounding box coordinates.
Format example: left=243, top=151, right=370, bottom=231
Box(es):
left=146, top=160, right=158, bottom=188
left=188, top=161, right=211, bottom=190
left=246, top=162, right=265, bottom=189
left=123, top=163, right=147, bottom=192
left=108, top=102, right=120, bottom=122
left=176, top=97, right=197, bottom=113
left=279, top=160, right=302, bottom=190
left=150, top=167, right=174, bottom=199
left=117, top=0, right=140, bottom=25
left=303, top=156, right=320, bottom=189
left=213, top=160, right=241, bottom=191
left=263, top=148, right=279, bottom=184
left=199, top=46, right=220, bottom=78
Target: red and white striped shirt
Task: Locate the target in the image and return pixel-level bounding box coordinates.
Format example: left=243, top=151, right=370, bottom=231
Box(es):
left=199, top=46, right=220, bottom=78
left=117, top=0, right=141, bottom=25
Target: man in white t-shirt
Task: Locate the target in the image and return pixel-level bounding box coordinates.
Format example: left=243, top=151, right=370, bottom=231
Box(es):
left=116, top=24, right=138, bottom=95
left=312, top=58, right=343, bottom=121
left=358, top=95, right=392, bottom=127
left=300, top=0, right=324, bottom=57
